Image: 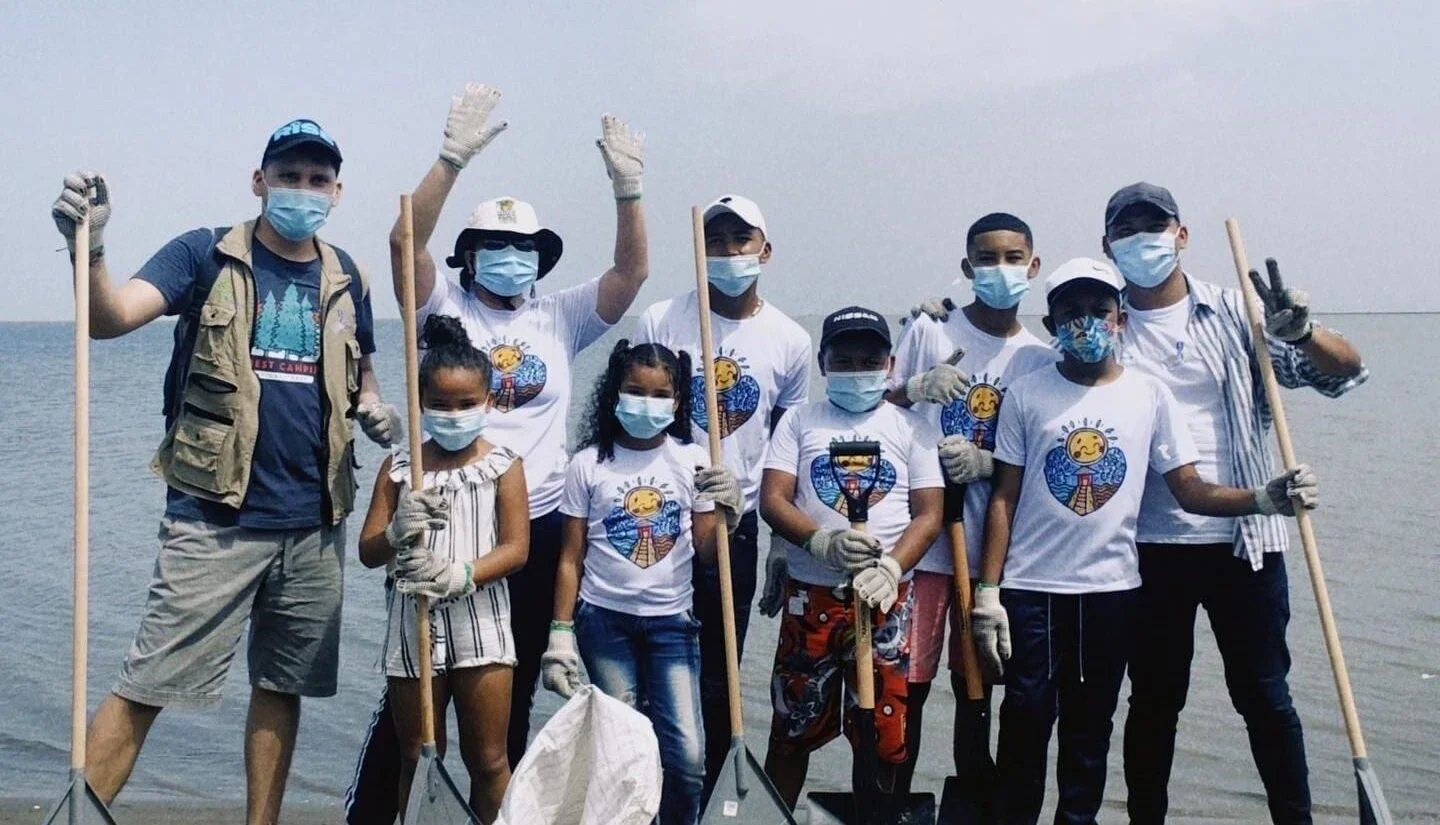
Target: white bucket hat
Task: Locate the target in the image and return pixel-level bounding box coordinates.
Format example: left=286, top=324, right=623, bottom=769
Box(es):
left=447, top=196, right=564, bottom=277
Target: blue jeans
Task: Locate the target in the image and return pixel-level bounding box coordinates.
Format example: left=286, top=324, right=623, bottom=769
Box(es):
left=575, top=600, right=706, bottom=825
left=1124, top=545, right=1310, bottom=825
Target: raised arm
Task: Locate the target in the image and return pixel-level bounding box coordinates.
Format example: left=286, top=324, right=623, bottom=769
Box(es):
left=593, top=115, right=649, bottom=324
left=389, top=84, right=508, bottom=308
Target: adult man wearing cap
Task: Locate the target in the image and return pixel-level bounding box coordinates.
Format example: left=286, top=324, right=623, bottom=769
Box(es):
left=344, top=84, right=649, bottom=823
left=1101, top=182, right=1366, bottom=825
left=50, top=118, right=394, bottom=824
left=629, top=193, right=811, bottom=803
left=758, top=305, right=944, bottom=808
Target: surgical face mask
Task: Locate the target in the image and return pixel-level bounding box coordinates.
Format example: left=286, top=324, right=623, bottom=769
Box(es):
left=1054, top=316, right=1119, bottom=364
left=705, top=254, right=762, bottom=297
left=422, top=407, right=488, bottom=452
left=474, top=246, right=541, bottom=297
left=970, top=263, right=1031, bottom=309
left=825, top=370, right=889, bottom=413
left=1108, top=231, right=1178, bottom=288
left=264, top=186, right=332, bottom=242
left=614, top=393, right=676, bottom=439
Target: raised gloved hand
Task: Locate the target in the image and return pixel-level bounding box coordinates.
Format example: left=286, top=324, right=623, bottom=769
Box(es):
left=972, top=585, right=1010, bottom=681
left=595, top=114, right=645, bottom=200
left=904, top=348, right=968, bottom=405
left=1254, top=464, right=1319, bottom=517
left=1249, top=258, right=1312, bottom=344
left=906, top=296, right=955, bottom=324
left=804, top=528, right=882, bottom=573
left=938, top=435, right=994, bottom=485
left=694, top=465, right=742, bottom=533
left=356, top=401, right=402, bottom=448
left=439, top=83, right=508, bottom=170
left=757, top=534, right=790, bottom=618
left=52, top=171, right=110, bottom=259
left=385, top=487, right=449, bottom=550
left=852, top=555, right=902, bottom=613
left=541, top=624, right=584, bottom=698
left=395, top=554, right=476, bottom=601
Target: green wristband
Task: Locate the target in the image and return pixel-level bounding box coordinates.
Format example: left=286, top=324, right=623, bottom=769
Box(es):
left=977, top=582, right=1000, bottom=590
left=549, top=620, right=574, bottom=633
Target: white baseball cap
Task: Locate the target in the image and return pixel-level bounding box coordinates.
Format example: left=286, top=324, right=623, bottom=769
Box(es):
left=703, top=194, right=768, bottom=239
left=1044, top=257, right=1125, bottom=303
left=447, top=196, right=564, bottom=277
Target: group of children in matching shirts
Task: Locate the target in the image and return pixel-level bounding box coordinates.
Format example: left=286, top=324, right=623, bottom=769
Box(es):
left=363, top=196, right=1313, bottom=824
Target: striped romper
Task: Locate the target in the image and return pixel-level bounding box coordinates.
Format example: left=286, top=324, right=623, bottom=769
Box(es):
left=382, top=446, right=519, bottom=677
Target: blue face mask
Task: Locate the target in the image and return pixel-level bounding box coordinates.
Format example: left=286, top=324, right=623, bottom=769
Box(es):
left=970, top=263, right=1031, bottom=309
left=1108, top=231, right=1177, bottom=288
left=264, top=187, right=332, bottom=242
left=422, top=407, right=488, bottom=452
left=1054, top=316, right=1119, bottom=364
left=825, top=370, right=889, bottom=413
left=705, top=255, right=762, bottom=297
left=474, top=247, right=541, bottom=297
left=615, top=393, right=676, bottom=439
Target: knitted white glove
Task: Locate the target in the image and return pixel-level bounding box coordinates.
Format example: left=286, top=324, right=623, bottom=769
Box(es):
left=1254, top=464, right=1319, bottom=517
left=972, top=585, right=1010, bottom=681
left=52, top=171, right=110, bottom=259
left=853, top=555, right=902, bottom=613
left=938, top=436, right=994, bottom=485
left=541, top=625, right=583, bottom=698
left=804, top=528, right=882, bottom=572
left=439, top=83, right=508, bottom=170
left=595, top=114, right=645, bottom=200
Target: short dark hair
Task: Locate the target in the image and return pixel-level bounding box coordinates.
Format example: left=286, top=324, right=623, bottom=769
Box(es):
left=966, top=212, right=1032, bottom=250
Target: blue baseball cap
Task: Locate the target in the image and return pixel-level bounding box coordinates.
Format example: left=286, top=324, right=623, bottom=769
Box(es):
left=1104, top=182, right=1178, bottom=232
left=262, top=119, right=342, bottom=169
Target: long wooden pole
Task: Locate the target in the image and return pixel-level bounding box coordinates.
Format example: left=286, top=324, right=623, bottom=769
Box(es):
left=72, top=213, right=90, bottom=774
left=398, top=195, right=436, bottom=744
left=690, top=206, right=745, bottom=737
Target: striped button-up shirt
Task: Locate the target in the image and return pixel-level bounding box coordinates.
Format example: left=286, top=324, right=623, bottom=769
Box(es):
left=1119, top=274, right=1368, bottom=569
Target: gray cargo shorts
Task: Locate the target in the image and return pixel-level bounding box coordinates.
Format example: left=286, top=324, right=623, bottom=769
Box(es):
left=114, top=516, right=346, bottom=708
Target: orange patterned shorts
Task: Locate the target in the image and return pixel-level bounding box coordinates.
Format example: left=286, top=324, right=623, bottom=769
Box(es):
left=766, top=578, right=913, bottom=764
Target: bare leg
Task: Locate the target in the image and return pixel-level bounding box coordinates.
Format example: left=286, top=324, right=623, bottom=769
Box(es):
left=388, top=674, right=452, bottom=815
left=85, top=693, right=162, bottom=803
left=893, top=680, right=931, bottom=793
left=245, top=687, right=300, bottom=825
left=763, top=747, right=811, bottom=810
left=451, top=665, right=514, bottom=823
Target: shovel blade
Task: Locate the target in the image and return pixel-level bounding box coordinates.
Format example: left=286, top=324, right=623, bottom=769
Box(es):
left=402, top=744, right=479, bottom=825
left=937, top=776, right=995, bottom=825
left=1355, top=757, right=1394, bottom=825
left=40, top=770, right=118, bottom=825
left=806, top=791, right=937, bottom=825
left=700, top=739, right=798, bottom=824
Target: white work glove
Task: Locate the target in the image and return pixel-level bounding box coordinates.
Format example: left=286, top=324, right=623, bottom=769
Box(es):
left=906, top=296, right=955, bottom=324
left=972, top=585, right=1010, bottom=682
left=355, top=401, right=401, bottom=448
left=395, top=555, right=476, bottom=601
left=938, top=435, right=994, bottom=485
left=757, top=534, right=790, bottom=618
left=385, top=487, right=449, bottom=550
left=852, top=555, right=903, bottom=614
left=904, top=348, right=968, bottom=405
left=595, top=114, right=645, bottom=200
left=541, top=625, right=584, bottom=698
left=804, top=528, right=882, bottom=573
left=1254, top=464, right=1319, bottom=517
left=438, top=83, right=508, bottom=170
left=694, top=465, right=742, bottom=533
left=1249, top=258, right=1312, bottom=344
left=52, top=171, right=110, bottom=259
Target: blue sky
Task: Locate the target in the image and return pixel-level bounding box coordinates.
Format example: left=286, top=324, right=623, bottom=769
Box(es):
left=2, top=0, right=1435, bottom=321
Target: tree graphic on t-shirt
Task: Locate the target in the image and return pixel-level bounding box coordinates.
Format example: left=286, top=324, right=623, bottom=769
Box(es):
left=298, top=295, right=317, bottom=357
left=272, top=284, right=306, bottom=358
left=254, top=291, right=280, bottom=353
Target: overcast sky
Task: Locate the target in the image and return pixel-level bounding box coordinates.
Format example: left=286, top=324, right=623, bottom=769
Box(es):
left=3, top=0, right=1436, bottom=322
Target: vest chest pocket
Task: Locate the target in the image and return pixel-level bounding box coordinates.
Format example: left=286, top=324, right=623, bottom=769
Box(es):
left=191, top=301, right=240, bottom=382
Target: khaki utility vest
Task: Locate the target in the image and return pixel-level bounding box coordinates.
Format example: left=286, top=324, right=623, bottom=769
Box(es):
left=150, top=221, right=365, bottom=524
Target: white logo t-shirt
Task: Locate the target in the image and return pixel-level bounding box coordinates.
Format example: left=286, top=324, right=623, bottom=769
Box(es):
left=764, top=401, right=945, bottom=588
left=632, top=291, right=812, bottom=513
left=889, top=311, right=1059, bottom=574
left=420, top=276, right=612, bottom=519
left=560, top=439, right=715, bottom=616
left=993, top=365, right=1199, bottom=594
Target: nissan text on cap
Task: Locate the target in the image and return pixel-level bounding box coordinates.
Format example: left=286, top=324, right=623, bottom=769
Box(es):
left=263, top=119, right=343, bottom=168
left=821, top=306, right=891, bottom=349
left=1104, top=182, right=1178, bottom=231
left=1043, top=257, right=1125, bottom=303
left=703, top=194, right=769, bottom=239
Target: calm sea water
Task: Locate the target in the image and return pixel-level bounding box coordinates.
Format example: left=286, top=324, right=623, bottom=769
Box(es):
left=0, top=313, right=1436, bottom=822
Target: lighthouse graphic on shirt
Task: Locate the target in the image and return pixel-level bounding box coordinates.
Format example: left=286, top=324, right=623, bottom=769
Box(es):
left=1043, top=419, right=1128, bottom=516
left=690, top=348, right=761, bottom=438
left=251, top=284, right=320, bottom=383
left=603, top=477, right=684, bottom=569
left=483, top=338, right=547, bottom=412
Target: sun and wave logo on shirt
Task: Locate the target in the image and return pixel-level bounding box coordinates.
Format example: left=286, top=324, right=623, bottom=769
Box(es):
left=482, top=337, right=547, bottom=412
left=809, top=437, right=897, bottom=519
left=940, top=372, right=1005, bottom=450
left=690, top=348, right=761, bottom=438
left=603, top=477, right=684, bottom=569
left=1043, top=419, right=1128, bottom=516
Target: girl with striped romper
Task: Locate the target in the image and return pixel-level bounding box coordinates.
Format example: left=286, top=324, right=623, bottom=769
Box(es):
left=359, top=314, right=530, bottom=823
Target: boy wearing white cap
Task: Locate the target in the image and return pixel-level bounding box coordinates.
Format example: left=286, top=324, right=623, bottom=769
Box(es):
left=630, top=193, right=811, bottom=802
left=971, top=259, right=1319, bottom=824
